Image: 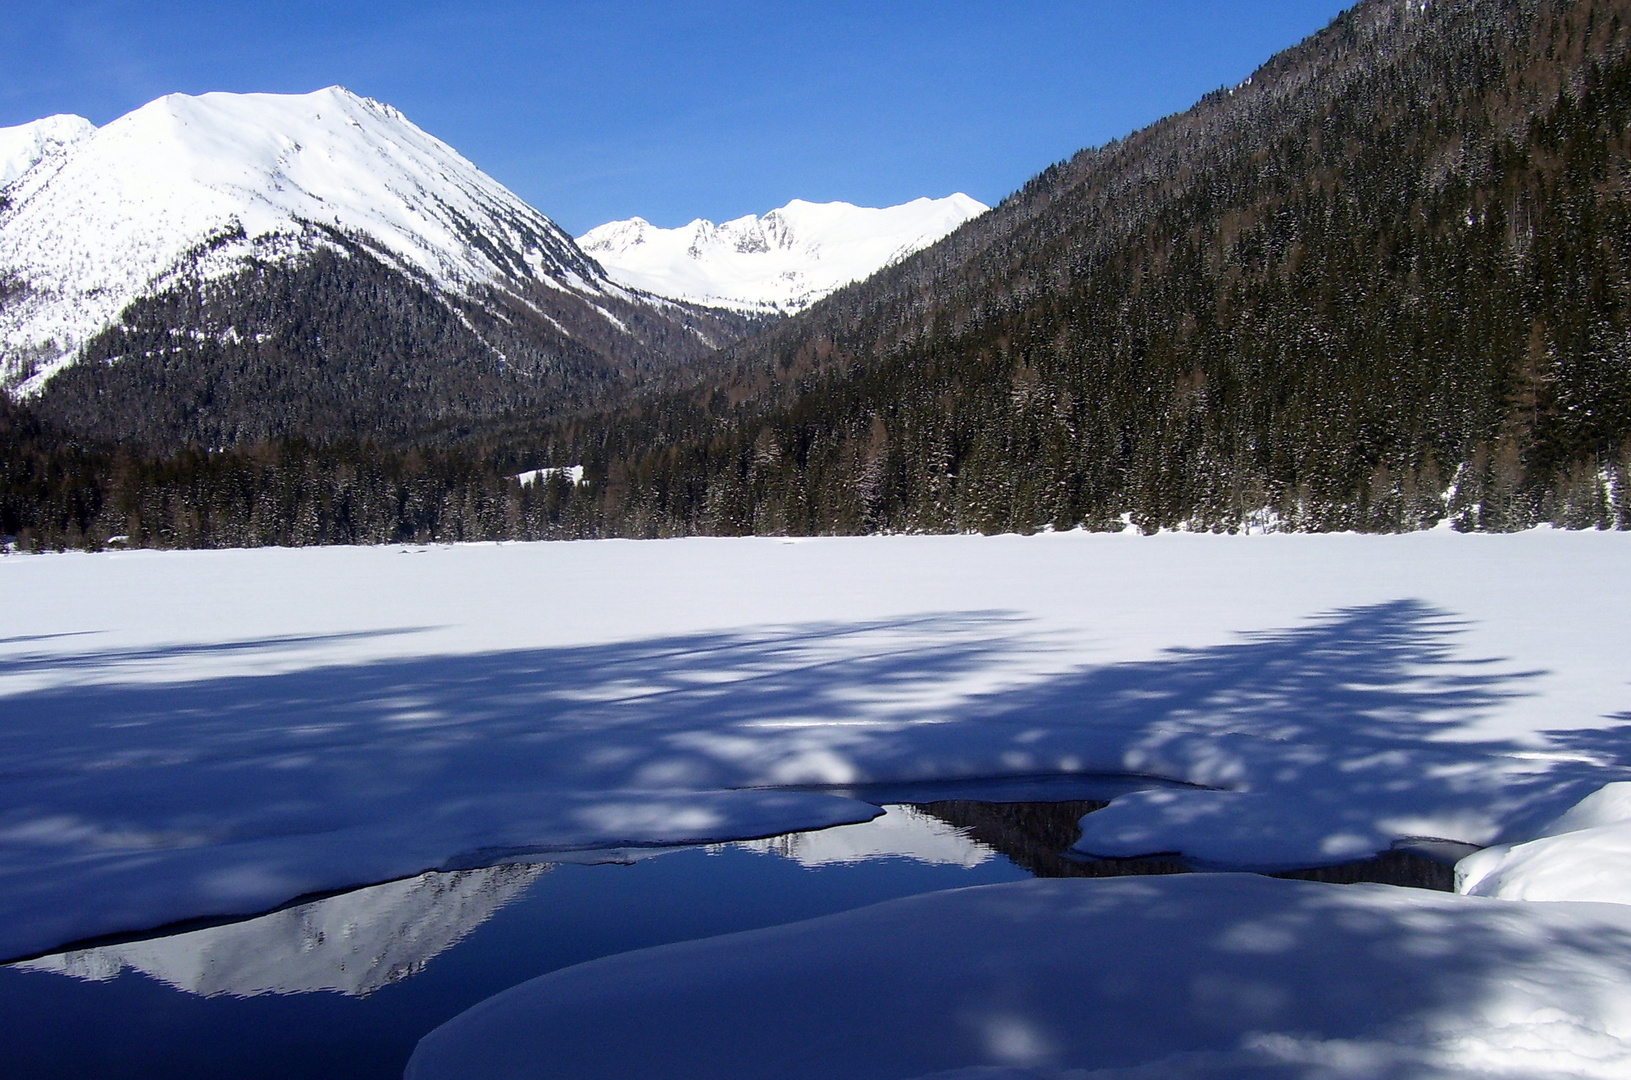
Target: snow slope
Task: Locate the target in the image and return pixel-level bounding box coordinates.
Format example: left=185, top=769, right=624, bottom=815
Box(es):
left=2, top=530, right=1630, bottom=960
left=408, top=874, right=1631, bottom=1080
left=0, top=87, right=627, bottom=393
left=0, top=115, right=95, bottom=188
left=577, top=194, right=988, bottom=312
left=1457, top=781, right=1631, bottom=903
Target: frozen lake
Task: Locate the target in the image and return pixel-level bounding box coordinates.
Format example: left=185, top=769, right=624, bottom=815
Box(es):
left=4, top=533, right=1630, bottom=1076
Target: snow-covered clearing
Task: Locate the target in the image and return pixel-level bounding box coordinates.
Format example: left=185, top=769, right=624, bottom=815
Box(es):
left=1, top=531, right=1627, bottom=970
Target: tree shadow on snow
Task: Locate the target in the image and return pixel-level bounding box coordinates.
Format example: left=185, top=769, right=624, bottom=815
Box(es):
left=0, top=599, right=1626, bottom=911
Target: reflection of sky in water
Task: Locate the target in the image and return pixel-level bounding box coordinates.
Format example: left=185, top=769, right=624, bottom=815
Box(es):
left=0, top=806, right=1028, bottom=1080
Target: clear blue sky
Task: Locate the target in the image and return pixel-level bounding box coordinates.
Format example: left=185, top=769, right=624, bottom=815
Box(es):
left=1, top=1, right=1349, bottom=234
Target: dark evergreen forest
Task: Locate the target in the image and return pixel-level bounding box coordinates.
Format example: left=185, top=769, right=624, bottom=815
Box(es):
left=5, top=0, right=1631, bottom=551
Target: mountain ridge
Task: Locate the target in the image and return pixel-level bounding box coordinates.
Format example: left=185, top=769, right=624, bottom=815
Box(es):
left=578, top=194, right=988, bottom=314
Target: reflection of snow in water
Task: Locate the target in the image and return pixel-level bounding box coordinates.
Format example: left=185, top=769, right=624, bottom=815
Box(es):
left=15, top=864, right=545, bottom=999
left=10, top=807, right=995, bottom=1002
left=734, top=804, right=994, bottom=868
left=11, top=807, right=994, bottom=1001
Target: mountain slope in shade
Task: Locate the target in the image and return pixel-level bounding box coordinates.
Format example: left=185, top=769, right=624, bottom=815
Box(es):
left=577, top=194, right=988, bottom=313
left=0, top=115, right=95, bottom=189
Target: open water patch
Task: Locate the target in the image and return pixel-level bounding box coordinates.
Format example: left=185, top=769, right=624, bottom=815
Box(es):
left=0, top=792, right=1473, bottom=1079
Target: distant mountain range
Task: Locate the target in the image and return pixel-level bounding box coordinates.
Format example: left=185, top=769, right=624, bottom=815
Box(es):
left=0, top=114, right=95, bottom=188
left=578, top=195, right=988, bottom=314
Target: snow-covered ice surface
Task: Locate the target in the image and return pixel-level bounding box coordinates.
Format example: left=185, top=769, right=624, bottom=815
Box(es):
left=0, top=87, right=620, bottom=392
left=2, top=530, right=1630, bottom=964
left=407, top=874, right=1631, bottom=1080
left=577, top=194, right=988, bottom=312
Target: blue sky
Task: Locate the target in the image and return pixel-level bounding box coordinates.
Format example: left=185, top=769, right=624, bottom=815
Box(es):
left=2, top=2, right=1348, bottom=234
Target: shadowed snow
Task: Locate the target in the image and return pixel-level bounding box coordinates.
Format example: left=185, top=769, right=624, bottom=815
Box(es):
left=407, top=874, right=1631, bottom=1080
left=2, top=532, right=1629, bottom=960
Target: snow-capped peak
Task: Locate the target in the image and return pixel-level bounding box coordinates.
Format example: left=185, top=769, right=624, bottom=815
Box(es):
left=0, top=114, right=96, bottom=188
left=0, top=86, right=616, bottom=393
left=578, top=193, right=989, bottom=313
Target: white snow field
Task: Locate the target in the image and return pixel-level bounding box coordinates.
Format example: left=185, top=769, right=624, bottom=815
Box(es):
left=577, top=194, right=989, bottom=312
left=1, top=531, right=1628, bottom=971
left=407, top=874, right=1631, bottom=1080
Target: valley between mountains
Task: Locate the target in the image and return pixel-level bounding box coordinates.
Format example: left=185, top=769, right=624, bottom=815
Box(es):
left=4, top=0, right=1631, bottom=546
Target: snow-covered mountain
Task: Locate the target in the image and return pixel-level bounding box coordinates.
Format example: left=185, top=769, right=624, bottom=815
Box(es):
left=0, top=115, right=95, bottom=188
left=0, top=87, right=740, bottom=415
left=577, top=194, right=989, bottom=313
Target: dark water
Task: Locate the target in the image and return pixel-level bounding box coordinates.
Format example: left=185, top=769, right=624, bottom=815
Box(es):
left=0, top=791, right=1466, bottom=1080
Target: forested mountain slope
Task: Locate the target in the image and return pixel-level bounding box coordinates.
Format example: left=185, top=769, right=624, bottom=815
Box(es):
left=521, top=0, right=1631, bottom=536
left=7, top=0, right=1631, bottom=549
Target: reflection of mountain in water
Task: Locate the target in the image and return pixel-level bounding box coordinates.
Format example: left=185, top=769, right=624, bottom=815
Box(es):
left=11, top=795, right=1465, bottom=1004
left=15, top=864, right=545, bottom=998
left=735, top=804, right=996, bottom=868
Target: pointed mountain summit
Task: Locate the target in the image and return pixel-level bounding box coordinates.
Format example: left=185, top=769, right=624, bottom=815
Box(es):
left=0, top=87, right=752, bottom=447
left=578, top=194, right=988, bottom=313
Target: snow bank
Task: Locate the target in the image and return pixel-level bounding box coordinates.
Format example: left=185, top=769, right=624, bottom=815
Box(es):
left=2, top=531, right=1629, bottom=959
left=407, top=874, right=1631, bottom=1080
left=1458, top=781, right=1631, bottom=903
